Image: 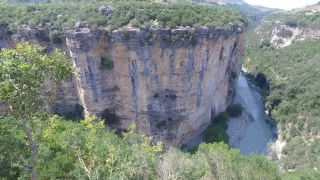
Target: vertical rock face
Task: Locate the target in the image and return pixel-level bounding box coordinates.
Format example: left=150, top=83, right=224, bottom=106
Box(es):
left=0, top=26, right=245, bottom=148
left=65, top=26, right=245, bottom=147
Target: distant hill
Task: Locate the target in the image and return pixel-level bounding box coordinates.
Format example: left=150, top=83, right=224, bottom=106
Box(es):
left=192, top=0, right=279, bottom=23
left=192, top=0, right=246, bottom=5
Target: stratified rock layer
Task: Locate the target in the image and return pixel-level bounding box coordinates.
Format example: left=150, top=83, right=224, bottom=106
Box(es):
left=0, top=26, right=245, bottom=148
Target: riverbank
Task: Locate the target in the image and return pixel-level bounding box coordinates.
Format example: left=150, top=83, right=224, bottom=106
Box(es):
left=227, top=73, right=274, bottom=155
left=183, top=72, right=277, bottom=155
left=241, top=70, right=278, bottom=141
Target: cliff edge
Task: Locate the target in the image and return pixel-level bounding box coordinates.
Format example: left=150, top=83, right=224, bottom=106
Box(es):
left=0, top=25, right=245, bottom=148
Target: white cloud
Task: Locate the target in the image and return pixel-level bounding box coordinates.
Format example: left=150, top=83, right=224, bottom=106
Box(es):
left=244, top=0, right=319, bottom=10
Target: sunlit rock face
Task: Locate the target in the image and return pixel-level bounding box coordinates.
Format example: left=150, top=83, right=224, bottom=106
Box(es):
left=0, top=26, right=245, bottom=148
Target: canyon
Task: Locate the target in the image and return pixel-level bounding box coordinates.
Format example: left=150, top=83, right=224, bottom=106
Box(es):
left=0, top=25, right=245, bottom=148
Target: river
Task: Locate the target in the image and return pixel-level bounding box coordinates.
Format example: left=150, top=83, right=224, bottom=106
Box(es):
left=183, top=73, right=274, bottom=156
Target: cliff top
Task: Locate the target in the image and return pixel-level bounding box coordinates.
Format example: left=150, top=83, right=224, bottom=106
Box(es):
left=0, top=1, right=247, bottom=35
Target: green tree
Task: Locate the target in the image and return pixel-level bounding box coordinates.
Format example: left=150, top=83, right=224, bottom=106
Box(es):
left=0, top=42, right=73, bottom=179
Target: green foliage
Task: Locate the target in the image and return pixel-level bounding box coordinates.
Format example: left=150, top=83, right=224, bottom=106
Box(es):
left=0, top=42, right=73, bottom=118
left=61, top=103, right=84, bottom=121
left=282, top=169, right=320, bottom=180
left=284, top=18, right=298, bottom=27
left=204, top=125, right=229, bottom=144
left=204, top=112, right=230, bottom=144
left=159, top=142, right=282, bottom=179
left=0, top=42, right=73, bottom=179
left=49, top=30, right=64, bottom=43
left=260, top=39, right=271, bottom=48
left=2, top=112, right=316, bottom=179
left=215, top=111, right=230, bottom=128
left=0, top=115, right=163, bottom=179
left=100, top=57, right=114, bottom=69
left=265, top=11, right=320, bottom=29
left=256, top=72, right=268, bottom=88
left=170, top=35, right=182, bottom=44
left=0, top=1, right=247, bottom=32
left=244, top=36, right=320, bottom=170
left=0, top=116, right=30, bottom=179
left=277, top=29, right=293, bottom=38
left=227, top=103, right=244, bottom=117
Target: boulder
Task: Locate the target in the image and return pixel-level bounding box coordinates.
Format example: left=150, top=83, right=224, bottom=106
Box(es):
left=98, top=6, right=114, bottom=16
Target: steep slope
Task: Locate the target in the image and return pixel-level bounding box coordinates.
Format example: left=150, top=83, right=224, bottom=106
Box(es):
left=244, top=4, right=320, bottom=171
left=251, top=4, right=320, bottom=47
left=0, top=1, right=247, bottom=148
left=192, top=0, right=279, bottom=24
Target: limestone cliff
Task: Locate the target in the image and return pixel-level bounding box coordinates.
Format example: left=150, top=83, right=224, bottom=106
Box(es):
left=0, top=26, right=245, bottom=148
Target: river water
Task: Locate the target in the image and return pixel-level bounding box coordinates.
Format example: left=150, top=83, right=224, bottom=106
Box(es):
left=230, top=73, right=273, bottom=155
left=183, top=73, right=273, bottom=156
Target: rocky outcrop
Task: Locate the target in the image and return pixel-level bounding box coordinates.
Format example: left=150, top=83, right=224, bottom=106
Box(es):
left=0, top=26, right=245, bottom=148
left=270, top=26, right=320, bottom=47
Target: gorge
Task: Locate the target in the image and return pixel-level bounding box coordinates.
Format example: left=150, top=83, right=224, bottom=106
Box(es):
left=2, top=1, right=320, bottom=179
left=0, top=25, right=246, bottom=148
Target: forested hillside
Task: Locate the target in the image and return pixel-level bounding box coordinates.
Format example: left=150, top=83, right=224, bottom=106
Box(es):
left=0, top=0, right=246, bottom=33
left=244, top=3, right=320, bottom=172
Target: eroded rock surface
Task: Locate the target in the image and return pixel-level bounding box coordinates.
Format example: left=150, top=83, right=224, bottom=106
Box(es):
left=0, top=26, right=245, bottom=148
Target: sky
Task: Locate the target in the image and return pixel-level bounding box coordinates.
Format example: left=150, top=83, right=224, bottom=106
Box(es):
left=244, top=0, right=319, bottom=10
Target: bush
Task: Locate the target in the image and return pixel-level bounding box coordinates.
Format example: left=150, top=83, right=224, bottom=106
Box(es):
left=62, top=103, right=84, bottom=121
left=130, top=18, right=141, bottom=28
left=260, top=39, right=271, bottom=48
left=203, top=111, right=230, bottom=144
left=101, top=108, right=119, bottom=125
left=204, top=125, right=229, bottom=143
left=227, top=104, right=244, bottom=117
left=101, top=57, right=114, bottom=69
left=277, top=29, right=293, bottom=38
left=285, top=19, right=298, bottom=27
left=256, top=73, right=268, bottom=88
left=49, top=30, right=64, bottom=44
left=214, top=112, right=229, bottom=125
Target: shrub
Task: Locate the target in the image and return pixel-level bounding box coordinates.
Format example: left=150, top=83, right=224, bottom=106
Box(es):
left=63, top=103, right=84, bottom=121
left=101, top=108, right=119, bottom=125
left=74, top=103, right=84, bottom=120
left=227, top=104, right=244, bottom=117
left=130, top=18, right=141, bottom=28
left=256, top=73, right=268, bottom=88
left=189, top=35, right=197, bottom=46
left=101, top=57, right=114, bottom=69
left=49, top=30, right=64, bottom=44
left=121, top=27, right=129, bottom=38
left=277, top=29, right=293, bottom=38
left=260, top=39, right=270, bottom=48
left=204, top=125, right=229, bottom=143
left=214, top=112, right=229, bottom=125
left=170, top=35, right=181, bottom=44
left=285, top=19, right=298, bottom=27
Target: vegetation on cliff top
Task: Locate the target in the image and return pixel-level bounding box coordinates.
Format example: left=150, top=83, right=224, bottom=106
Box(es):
left=0, top=0, right=247, bottom=35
